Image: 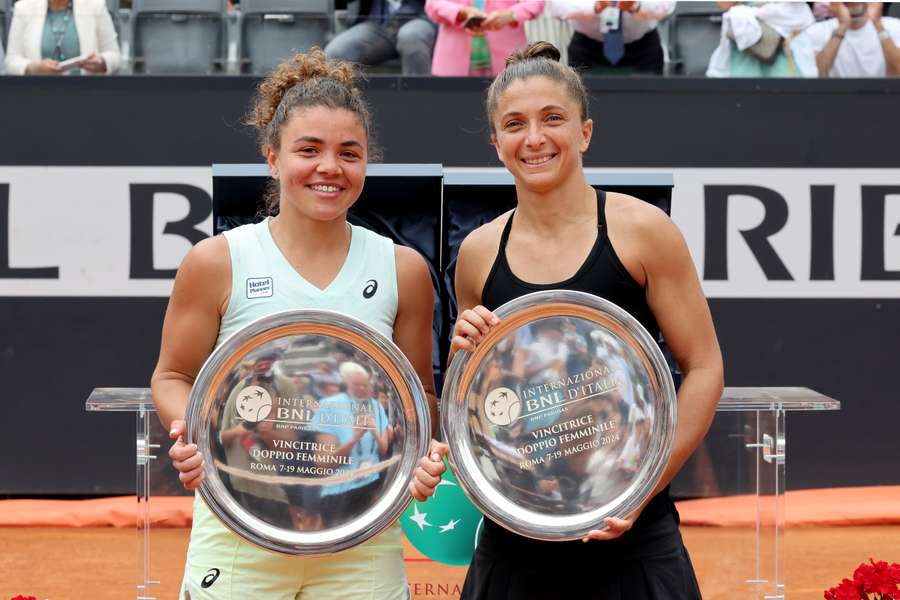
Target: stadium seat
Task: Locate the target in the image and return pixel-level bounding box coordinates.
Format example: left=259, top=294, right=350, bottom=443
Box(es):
left=239, top=0, right=333, bottom=75
left=669, top=2, right=722, bottom=76
left=131, top=0, right=228, bottom=74
left=0, top=0, right=11, bottom=50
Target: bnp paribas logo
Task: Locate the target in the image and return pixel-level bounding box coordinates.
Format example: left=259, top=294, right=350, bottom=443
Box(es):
left=483, top=387, right=521, bottom=426
left=401, top=457, right=483, bottom=566
left=235, top=385, right=273, bottom=423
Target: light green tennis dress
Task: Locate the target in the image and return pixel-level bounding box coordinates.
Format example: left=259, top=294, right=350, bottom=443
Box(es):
left=181, top=218, right=408, bottom=600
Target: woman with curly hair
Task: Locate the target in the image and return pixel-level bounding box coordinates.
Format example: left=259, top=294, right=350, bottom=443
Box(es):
left=151, top=48, right=436, bottom=599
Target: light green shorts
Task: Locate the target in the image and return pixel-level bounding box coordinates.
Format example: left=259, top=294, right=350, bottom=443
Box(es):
left=181, top=496, right=408, bottom=600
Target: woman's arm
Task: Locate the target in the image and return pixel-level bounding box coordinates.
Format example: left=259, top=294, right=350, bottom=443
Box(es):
left=448, top=222, right=504, bottom=361
left=93, top=0, right=121, bottom=73
left=640, top=209, right=724, bottom=498
left=151, top=236, right=230, bottom=489
left=6, top=4, right=45, bottom=75
left=393, top=245, right=438, bottom=436
left=408, top=224, right=499, bottom=501
left=151, top=236, right=230, bottom=430
left=426, top=0, right=477, bottom=27
left=586, top=199, right=722, bottom=542
left=508, top=1, right=545, bottom=24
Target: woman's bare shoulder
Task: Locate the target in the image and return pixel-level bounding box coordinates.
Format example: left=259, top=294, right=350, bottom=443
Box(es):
left=605, top=191, right=677, bottom=239
left=173, top=234, right=231, bottom=307
left=458, top=209, right=512, bottom=260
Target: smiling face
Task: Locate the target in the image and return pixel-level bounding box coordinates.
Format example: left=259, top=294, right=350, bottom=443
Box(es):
left=266, top=105, right=368, bottom=223
left=491, top=76, right=592, bottom=194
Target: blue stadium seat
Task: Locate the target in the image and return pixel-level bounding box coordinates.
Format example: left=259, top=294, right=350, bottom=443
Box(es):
left=669, top=2, right=722, bottom=76
left=132, top=0, right=228, bottom=74
left=240, top=0, right=333, bottom=75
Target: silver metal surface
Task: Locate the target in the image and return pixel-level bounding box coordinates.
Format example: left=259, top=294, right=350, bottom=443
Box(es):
left=186, top=309, right=430, bottom=555
left=442, top=290, right=676, bottom=541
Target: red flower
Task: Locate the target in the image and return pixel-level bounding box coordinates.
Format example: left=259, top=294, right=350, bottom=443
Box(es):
left=824, top=578, right=864, bottom=600
left=869, top=560, right=900, bottom=596
left=825, top=559, right=900, bottom=600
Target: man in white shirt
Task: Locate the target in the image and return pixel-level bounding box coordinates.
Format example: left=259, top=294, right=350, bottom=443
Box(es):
left=802, top=1, right=900, bottom=77
left=551, top=1, right=675, bottom=74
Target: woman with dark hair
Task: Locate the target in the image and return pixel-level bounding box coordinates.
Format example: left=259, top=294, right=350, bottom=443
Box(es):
left=152, top=48, right=436, bottom=599
left=412, top=41, right=724, bottom=599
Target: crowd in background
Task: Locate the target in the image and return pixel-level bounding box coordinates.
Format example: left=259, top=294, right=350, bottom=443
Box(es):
left=1, top=1, right=898, bottom=77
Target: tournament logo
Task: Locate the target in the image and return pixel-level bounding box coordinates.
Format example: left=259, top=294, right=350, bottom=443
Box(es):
left=483, top=387, right=521, bottom=426
left=235, top=385, right=273, bottom=423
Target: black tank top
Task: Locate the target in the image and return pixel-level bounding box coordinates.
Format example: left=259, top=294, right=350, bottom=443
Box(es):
left=477, top=188, right=675, bottom=558
left=483, top=189, right=659, bottom=338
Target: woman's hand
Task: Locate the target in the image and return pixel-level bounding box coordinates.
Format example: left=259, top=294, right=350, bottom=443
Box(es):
left=831, top=2, right=852, bottom=27
left=81, top=53, right=107, bottom=73
left=450, top=305, right=500, bottom=355
left=26, top=59, right=62, bottom=75
left=582, top=509, right=642, bottom=543
left=168, top=419, right=205, bottom=490
left=408, top=440, right=450, bottom=501
left=456, top=5, right=487, bottom=28
left=482, top=9, right=517, bottom=30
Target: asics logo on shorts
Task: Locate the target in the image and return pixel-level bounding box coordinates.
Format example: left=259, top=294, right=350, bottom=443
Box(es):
left=201, top=568, right=220, bottom=589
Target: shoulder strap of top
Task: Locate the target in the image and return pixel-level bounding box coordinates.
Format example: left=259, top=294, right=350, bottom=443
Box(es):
left=498, top=209, right=516, bottom=252
left=596, top=188, right=607, bottom=231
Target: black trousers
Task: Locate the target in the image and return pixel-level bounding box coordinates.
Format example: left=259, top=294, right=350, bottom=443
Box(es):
left=567, top=29, right=665, bottom=75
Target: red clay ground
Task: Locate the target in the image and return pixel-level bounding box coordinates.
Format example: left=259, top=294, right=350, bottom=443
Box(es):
left=2, top=526, right=899, bottom=599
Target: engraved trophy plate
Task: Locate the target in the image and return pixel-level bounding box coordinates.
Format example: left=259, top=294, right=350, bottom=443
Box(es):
left=186, top=309, right=430, bottom=555
left=441, top=290, right=676, bottom=541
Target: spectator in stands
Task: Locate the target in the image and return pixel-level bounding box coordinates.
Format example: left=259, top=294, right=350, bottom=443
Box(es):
left=550, top=1, right=675, bottom=75
left=326, top=0, right=436, bottom=75
left=813, top=2, right=837, bottom=21
left=425, top=0, right=544, bottom=76
left=5, top=0, right=120, bottom=75
left=800, top=2, right=900, bottom=77
left=706, top=2, right=815, bottom=77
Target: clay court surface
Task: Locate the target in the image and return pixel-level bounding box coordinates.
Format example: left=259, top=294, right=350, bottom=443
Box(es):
left=2, top=525, right=899, bottom=599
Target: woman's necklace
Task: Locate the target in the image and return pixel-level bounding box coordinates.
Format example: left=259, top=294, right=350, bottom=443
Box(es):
left=49, top=2, right=73, bottom=61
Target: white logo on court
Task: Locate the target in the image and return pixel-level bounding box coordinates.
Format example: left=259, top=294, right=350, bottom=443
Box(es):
left=235, top=386, right=273, bottom=423
left=484, top=387, right=521, bottom=426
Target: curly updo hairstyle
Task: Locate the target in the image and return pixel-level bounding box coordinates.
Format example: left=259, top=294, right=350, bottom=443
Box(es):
left=485, top=41, right=589, bottom=133
left=245, top=48, right=378, bottom=215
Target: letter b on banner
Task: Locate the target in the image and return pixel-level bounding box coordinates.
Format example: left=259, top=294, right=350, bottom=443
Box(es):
left=130, top=184, right=211, bottom=279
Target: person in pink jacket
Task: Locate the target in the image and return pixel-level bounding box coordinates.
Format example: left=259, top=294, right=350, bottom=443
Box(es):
left=426, top=0, right=544, bottom=75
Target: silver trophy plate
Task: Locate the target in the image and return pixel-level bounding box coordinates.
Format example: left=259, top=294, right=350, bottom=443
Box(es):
left=186, top=309, right=430, bottom=555
left=441, top=290, right=676, bottom=541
